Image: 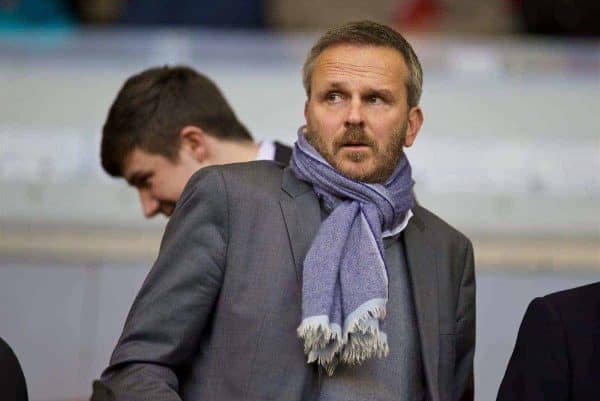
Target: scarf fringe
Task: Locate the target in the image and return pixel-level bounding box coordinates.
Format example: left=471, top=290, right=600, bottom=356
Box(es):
left=341, top=304, right=389, bottom=365
left=298, top=304, right=389, bottom=375
left=343, top=303, right=387, bottom=338
left=297, top=319, right=342, bottom=367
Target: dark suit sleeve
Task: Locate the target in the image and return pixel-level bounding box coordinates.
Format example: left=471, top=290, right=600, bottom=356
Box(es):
left=454, top=238, right=476, bottom=401
left=0, top=337, right=28, bottom=401
left=96, top=168, right=229, bottom=401
left=496, top=297, right=569, bottom=401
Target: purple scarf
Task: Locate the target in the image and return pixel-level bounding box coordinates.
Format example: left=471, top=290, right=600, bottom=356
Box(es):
left=291, top=128, right=415, bottom=375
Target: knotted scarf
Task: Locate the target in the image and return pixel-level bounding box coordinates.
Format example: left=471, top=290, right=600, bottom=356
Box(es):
left=291, top=128, right=415, bottom=375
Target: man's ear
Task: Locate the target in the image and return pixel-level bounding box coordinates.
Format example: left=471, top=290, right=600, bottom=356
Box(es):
left=304, top=99, right=310, bottom=123
left=179, top=125, right=208, bottom=162
left=404, top=106, right=424, bottom=148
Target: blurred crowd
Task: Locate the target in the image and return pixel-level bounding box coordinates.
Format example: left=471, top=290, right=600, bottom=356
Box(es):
left=1, top=0, right=599, bottom=35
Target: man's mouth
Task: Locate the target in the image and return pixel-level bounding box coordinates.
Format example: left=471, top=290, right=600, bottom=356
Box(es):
left=333, top=128, right=375, bottom=154
left=341, top=142, right=370, bottom=149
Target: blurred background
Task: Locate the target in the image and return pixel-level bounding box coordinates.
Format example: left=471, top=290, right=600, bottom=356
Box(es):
left=0, top=1, right=598, bottom=400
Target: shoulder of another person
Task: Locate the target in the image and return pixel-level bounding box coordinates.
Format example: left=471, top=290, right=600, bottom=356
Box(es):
left=543, top=281, right=600, bottom=306
left=541, top=282, right=600, bottom=326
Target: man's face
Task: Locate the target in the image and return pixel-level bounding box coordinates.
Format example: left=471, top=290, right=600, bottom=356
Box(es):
left=304, top=44, right=419, bottom=183
left=122, top=147, right=202, bottom=218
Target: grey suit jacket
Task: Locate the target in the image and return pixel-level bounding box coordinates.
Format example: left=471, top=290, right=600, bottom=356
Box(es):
left=97, top=161, right=475, bottom=401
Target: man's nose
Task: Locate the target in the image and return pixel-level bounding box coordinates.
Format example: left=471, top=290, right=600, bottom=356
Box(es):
left=345, top=97, right=364, bottom=127
left=138, top=190, right=160, bottom=218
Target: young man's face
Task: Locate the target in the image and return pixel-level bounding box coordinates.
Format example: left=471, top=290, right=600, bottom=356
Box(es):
left=122, top=147, right=202, bottom=218
left=304, top=44, right=421, bottom=183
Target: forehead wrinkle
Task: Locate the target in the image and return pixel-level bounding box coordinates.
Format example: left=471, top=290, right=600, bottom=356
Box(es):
left=315, top=64, right=401, bottom=94
left=316, top=60, right=393, bottom=79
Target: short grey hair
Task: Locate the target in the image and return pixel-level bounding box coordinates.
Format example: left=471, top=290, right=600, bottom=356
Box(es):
left=302, top=20, right=423, bottom=108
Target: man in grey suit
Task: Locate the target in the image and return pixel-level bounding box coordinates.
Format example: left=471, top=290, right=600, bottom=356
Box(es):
left=94, top=21, right=475, bottom=401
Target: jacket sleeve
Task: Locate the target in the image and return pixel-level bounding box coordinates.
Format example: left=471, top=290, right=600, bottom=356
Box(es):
left=94, top=167, right=229, bottom=401
left=454, top=238, right=476, bottom=401
left=496, top=297, right=569, bottom=401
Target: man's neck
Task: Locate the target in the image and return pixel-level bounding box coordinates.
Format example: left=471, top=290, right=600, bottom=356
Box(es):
left=212, top=140, right=260, bottom=164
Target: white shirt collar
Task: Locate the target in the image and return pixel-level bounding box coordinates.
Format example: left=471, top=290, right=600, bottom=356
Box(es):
left=255, top=140, right=276, bottom=161
left=382, top=209, right=414, bottom=238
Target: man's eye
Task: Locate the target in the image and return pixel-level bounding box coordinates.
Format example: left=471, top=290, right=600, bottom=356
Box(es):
left=137, top=176, right=152, bottom=189
left=326, top=92, right=342, bottom=102
left=367, top=95, right=383, bottom=104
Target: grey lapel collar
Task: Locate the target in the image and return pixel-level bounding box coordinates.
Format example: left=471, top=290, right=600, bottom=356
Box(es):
left=279, top=167, right=322, bottom=283
left=403, top=207, right=440, bottom=401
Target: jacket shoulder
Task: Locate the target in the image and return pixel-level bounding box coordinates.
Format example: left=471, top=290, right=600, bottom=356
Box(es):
left=183, top=161, right=286, bottom=205
left=220, top=160, right=286, bottom=195
left=413, top=205, right=472, bottom=247
left=542, top=282, right=600, bottom=326
left=545, top=281, right=600, bottom=304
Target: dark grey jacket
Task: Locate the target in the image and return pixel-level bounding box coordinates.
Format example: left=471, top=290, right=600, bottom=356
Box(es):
left=96, top=161, right=475, bottom=401
left=497, top=282, right=600, bottom=401
left=0, top=337, right=28, bottom=401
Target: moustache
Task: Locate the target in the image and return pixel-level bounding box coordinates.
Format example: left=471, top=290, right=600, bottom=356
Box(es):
left=333, top=127, right=377, bottom=153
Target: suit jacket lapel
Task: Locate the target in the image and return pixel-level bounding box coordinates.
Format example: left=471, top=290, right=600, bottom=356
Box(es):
left=404, top=209, right=440, bottom=401
left=279, top=167, right=322, bottom=283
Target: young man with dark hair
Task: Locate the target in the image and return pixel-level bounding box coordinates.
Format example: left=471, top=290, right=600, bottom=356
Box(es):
left=101, top=65, right=292, bottom=218
left=94, top=21, right=474, bottom=401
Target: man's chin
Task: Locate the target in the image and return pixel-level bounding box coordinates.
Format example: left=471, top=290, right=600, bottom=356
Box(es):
left=161, top=206, right=176, bottom=217
left=336, top=146, right=372, bottom=160
left=335, top=160, right=378, bottom=183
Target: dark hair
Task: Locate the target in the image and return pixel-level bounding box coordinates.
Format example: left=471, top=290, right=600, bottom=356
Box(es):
left=302, top=20, right=423, bottom=108
left=101, top=65, right=252, bottom=176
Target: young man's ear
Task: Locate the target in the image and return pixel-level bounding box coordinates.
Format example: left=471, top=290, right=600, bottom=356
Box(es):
left=403, top=106, right=424, bottom=148
left=179, top=125, right=209, bottom=162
